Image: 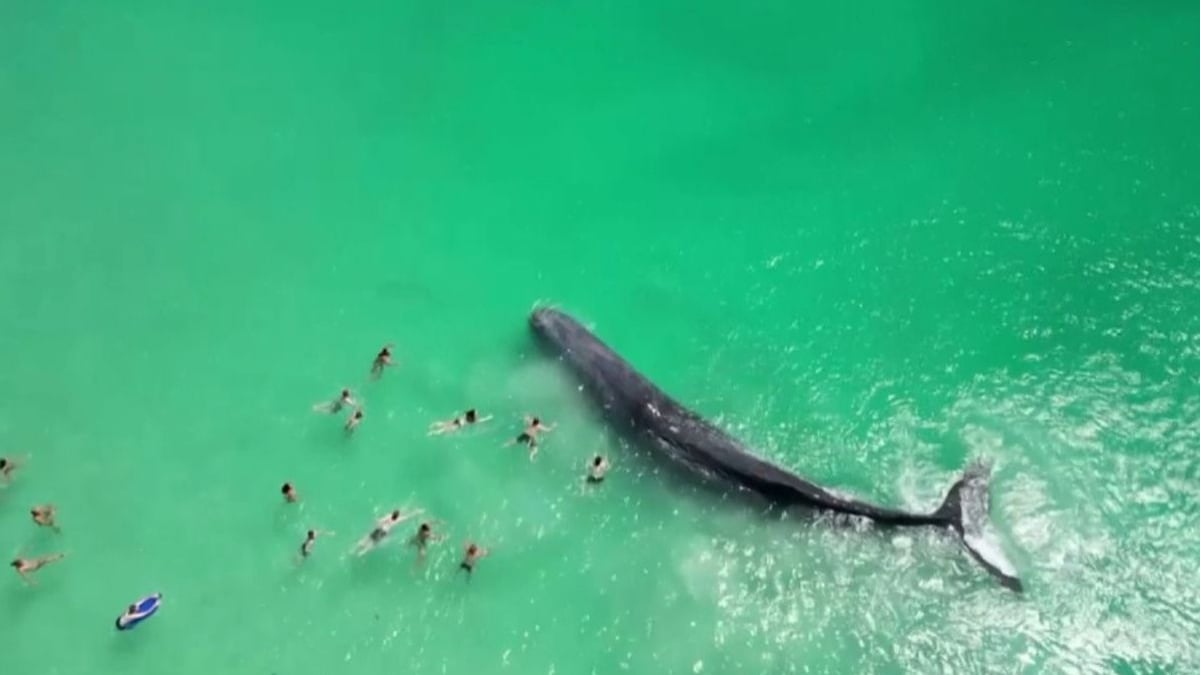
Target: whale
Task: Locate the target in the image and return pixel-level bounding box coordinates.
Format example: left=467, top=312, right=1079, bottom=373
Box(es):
left=530, top=307, right=1023, bottom=592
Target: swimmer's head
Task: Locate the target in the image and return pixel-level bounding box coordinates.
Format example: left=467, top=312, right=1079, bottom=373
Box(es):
left=593, top=456, right=603, bottom=467
left=10, top=560, right=19, bottom=568
left=307, top=529, right=316, bottom=539
left=128, top=604, right=136, bottom=613
left=341, top=388, right=351, bottom=398
left=354, top=410, right=364, bottom=419
left=391, top=509, right=401, bottom=520
left=419, top=522, right=431, bottom=533
left=467, top=544, right=478, bottom=555
left=0, top=458, right=7, bottom=469
left=281, top=483, right=293, bottom=494
left=532, top=417, right=540, bottom=426
left=465, top=409, right=477, bottom=423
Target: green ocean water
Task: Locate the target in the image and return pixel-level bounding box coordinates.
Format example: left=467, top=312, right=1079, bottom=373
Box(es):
left=2, top=1, right=1199, bottom=673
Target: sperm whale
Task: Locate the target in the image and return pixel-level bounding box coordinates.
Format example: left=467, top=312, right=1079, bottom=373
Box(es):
left=530, top=307, right=1022, bottom=592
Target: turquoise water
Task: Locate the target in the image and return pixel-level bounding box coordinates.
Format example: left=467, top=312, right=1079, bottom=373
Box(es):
left=2, top=2, right=1199, bottom=673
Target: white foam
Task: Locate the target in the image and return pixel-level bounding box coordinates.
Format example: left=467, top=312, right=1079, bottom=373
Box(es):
left=963, top=532, right=1018, bottom=578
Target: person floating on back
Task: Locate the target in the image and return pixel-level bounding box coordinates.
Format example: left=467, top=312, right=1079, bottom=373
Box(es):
left=345, top=408, right=364, bottom=434
left=429, top=409, right=492, bottom=436
left=370, top=345, right=394, bottom=379
left=587, top=455, right=610, bottom=483
left=313, top=388, right=356, bottom=414
left=459, top=542, right=488, bottom=577
left=354, top=508, right=422, bottom=556
left=11, top=553, right=65, bottom=585
left=31, top=504, right=59, bottom=532
left=508, top=416, right=554, bottom=460
left=281, top=482, right=299, bottom=503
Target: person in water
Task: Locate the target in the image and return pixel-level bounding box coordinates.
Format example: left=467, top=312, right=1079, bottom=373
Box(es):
left=31, top=504, right=59, bottom=532
left=345, top=408, right=364, bottom=434
left=429, top=409, right=492, bottom=436
left=118, top=593, right=162, bottom=625
left=586, top=455, right=610, bottom=483
left=300, top=529, right=333, bottom=558
left=370, top=345, right=394, bottom=378
left=509, top=416, right=554, bottom=460
left=0, top=455, right=24, bottom=483
left=459, top=542, right=488, bottom=576
left=313, top=388, right=356, bottom=414
left=410, top=520, right=445, bottom=559
left=354, top=508, right=422, bottom=556
left=11, top=553, right=65, bottom=585
left=281, top=482, right=299, bottom=503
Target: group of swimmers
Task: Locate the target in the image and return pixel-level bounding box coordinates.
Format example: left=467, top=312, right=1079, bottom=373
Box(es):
left=2, top=456, right=69, bottom=585
left=298, top=345, right=609, bottom=573
left=3, top=342, right=612, bottom=587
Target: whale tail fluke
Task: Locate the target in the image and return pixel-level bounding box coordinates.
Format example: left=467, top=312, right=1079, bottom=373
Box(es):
left=934, top=460, right=1023, bottom=592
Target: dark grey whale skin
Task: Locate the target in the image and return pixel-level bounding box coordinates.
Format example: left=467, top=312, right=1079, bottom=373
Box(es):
left=530, top=307, right=1022, bottom=592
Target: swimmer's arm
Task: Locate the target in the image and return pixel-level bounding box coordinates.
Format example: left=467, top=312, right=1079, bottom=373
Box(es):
left=398, top=509, right=424, bottom=522
left=17, top=569, right=34, bottom=585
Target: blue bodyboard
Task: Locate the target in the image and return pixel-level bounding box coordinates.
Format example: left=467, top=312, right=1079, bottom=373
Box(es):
left=115, top=594, right=161, bottom=631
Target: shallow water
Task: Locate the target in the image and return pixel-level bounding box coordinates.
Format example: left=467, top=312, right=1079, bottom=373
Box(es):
left=2, top=2, right=1198, bottom=673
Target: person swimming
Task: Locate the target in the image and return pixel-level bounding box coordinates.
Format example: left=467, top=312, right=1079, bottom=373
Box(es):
left=345, top=408, right=364, bottom=434
left=313, top=388, right=356, bottom=414
left=353, top=508, right=422, bottom=556
left=30, top=504, right=59, bottom=532
left=370, top=345, right=394, bottom=378
left=281, top=482, right=299, bottom=503
left=11, top=553, right=65, bottom=585
left=0, top=456, right=20, bottom=484
left=300, top=529, right=333, bottom=558
left=429, top=408, right=492, bottom=435
left=410, top=521, right=445, bottom=559
left=587, top=455, right=610, bottom=483
left=509, top=416, right=555, bottom=460
left=459, top=542, right=488, bottom=576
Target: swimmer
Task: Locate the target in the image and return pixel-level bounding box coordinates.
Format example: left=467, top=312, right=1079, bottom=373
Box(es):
left=353, top=508, right=422, bottom=556
left=370, top=345, right=394, bottom=378
left=281, top=482, right=299, bottom=503
left=345, top=408, right=364, bottom=434
left=31, top=504, right=59, bottom=532
left=429, top=408, right=493, bottom=436
left=0, top=455, right=22, bottom=484
left=313, top=388, right=356, bottom=414
left=11, top=553, right=65, bottom=585
left=299, top=529, right=334, bottom=558
left=508, top=416, right=555, bottom=460
left=586, top=455, right=610, bottom=483
left=459, top=542, right=488, bottom=576
left=409, top=520, right=445, bottom=559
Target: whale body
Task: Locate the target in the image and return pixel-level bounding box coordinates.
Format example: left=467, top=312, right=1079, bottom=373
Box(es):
left=530, top=307, right=1022, bottom=592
